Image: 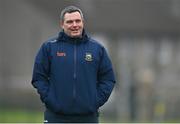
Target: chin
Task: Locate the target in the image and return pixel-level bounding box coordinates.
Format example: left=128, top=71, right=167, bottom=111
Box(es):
left=71, top=34, right=81, bottom=38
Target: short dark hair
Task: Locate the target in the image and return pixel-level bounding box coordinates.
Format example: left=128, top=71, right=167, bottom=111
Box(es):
left=60, top=6, right=84, bottom=22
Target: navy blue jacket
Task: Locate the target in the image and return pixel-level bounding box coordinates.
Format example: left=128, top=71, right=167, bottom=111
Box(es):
left=32, top=31, right=116, bottom=115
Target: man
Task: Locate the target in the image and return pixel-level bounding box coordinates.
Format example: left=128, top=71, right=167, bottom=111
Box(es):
left=31, top=5, right=116, bottom=123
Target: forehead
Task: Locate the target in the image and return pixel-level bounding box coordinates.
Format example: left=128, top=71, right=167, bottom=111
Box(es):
left=64, top=11, right=82, bottom=21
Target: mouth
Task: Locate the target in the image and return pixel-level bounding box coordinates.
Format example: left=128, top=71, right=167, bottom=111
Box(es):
left=71, top=29, right=79, bottom=32
left=69, top=28, right=82, bottom=36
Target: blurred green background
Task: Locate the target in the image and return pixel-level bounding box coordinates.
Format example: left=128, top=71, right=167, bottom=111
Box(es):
left=0, top=109, right=43, bottom=123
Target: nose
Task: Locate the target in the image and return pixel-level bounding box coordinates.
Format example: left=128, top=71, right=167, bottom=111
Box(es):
left=72, top=21, right=77, bottom=26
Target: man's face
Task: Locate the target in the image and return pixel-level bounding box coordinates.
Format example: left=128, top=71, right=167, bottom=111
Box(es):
left=61, top=11, right=84, bottom=38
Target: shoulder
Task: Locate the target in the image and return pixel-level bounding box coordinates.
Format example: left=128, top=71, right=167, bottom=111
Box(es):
left=88, top=37, right=104, bottom=49
left=87, top=37, right=109, bottom=57
left=88, top=38, right=108, bottom=56
left=39, top=36, right=58, bottom=53
left=44, top=37, right=58, bottom=45
left=41, top=36, right=58, bottom=47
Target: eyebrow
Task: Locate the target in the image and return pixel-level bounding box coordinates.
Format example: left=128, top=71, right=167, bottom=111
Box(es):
left=66, top=19, right=82, bottom=23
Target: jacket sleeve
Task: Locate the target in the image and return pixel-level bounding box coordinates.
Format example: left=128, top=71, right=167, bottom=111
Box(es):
left=31, top=42, right=51, bottom=103
left=97, top=46, right=116, bottom=108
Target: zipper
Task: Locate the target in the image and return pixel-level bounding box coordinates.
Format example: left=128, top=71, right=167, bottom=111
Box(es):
left=73, top=41, right=77, bottom=101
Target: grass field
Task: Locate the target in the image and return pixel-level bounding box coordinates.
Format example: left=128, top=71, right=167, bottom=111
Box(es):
left=2, top=108, right=179, bottom=123
left=0, top=108, right=112, bottom=123
left=0, top=108, right=43, bottom=123
left=0, top=108, right=113, bottom=123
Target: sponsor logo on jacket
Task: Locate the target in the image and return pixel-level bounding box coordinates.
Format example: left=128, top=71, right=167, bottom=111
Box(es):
left=57, top=51, right=66, bottom=57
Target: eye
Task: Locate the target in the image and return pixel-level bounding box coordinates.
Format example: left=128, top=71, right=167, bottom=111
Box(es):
left=66, top=20, right=73, bottom=24
left=75, top=19, right=81, bottom=23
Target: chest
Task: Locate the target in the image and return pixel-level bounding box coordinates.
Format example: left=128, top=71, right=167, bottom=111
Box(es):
left=50, top=42, right=100, bottom=69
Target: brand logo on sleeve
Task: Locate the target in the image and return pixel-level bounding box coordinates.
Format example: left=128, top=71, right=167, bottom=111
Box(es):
left=85, top=53, right=93, bottom=61
left=57, top=51, right=66, bottom=57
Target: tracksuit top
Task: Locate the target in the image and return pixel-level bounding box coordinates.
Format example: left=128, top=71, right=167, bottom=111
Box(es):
left=32, top=30, right=116, bottom=115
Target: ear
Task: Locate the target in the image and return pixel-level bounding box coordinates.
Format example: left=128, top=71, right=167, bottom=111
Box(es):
left=60, top=21, right=64, bottom=29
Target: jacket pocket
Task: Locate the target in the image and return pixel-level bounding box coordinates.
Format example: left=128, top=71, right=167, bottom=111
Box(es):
left=44, top=86, right=61, bottom=113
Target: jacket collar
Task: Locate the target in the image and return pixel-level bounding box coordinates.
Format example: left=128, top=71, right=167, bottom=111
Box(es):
left=57, top=29, right=89, bottom=44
